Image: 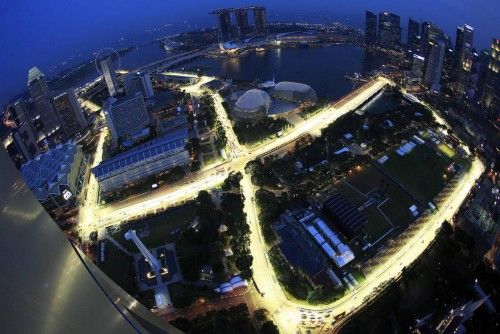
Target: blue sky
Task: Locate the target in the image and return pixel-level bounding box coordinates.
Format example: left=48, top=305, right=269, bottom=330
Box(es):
left=1, top=0, right=499, bottom=104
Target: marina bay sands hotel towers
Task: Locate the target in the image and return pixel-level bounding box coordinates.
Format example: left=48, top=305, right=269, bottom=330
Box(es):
left=211, top=6, right=267, bottom=43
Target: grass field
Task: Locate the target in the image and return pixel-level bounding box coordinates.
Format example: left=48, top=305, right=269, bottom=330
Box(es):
left=382, top=145, right=452, bottom=203
left=111, top=204, right=197, bottom=252
left=338, top=165, right=417, bottom=244
left=337, top=178, right=393, bottom=245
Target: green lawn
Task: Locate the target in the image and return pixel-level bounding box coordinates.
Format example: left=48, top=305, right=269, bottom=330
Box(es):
left=337, top=181, right=393, bottom=244
left=363, top=208, right=393, bottom=244
left=111, top=204, right=197, bottom=251
left=382, top=145, right=452, bottom=203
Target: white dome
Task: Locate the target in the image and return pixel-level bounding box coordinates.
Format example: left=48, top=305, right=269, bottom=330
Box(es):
left=274, top=81, right=312, bottom=92
left=273, top=81, right=317, bottom=103
left=233, top=89, right=271, bottom=121
left=235, top=89, right=272, bottom=111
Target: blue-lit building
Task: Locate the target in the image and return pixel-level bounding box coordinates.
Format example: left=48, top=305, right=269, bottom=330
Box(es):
left=92, top=129, right=189, bottom=194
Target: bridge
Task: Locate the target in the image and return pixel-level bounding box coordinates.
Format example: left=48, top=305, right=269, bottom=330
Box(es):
left=137, top=49, right=206, bottom=72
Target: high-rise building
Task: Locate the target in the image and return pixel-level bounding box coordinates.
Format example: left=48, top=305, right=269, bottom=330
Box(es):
left=365, top=11, right=377, bottom=45
left=412, top=54, right=426, bottom=81
left=481, top=39, right=500, bottom=114
left=378, top=12, right=401, bottom=49
left=123, top=71, right=154, bottom=99
left=476, top=48, right=492, bottom=97
left=408, top=18, right=421, bottom=50
left=5, top=101, right=40, bottom=163
left=421, top=22, right=447, bottom=53
left=53, top=89, right=88, bottom=138
left=424, top=38, right=446, bottom=92
left=104, top=92, right=150, bottom=141
left=212, top=7, right=267, bottom=42
left=236, top=9, right=249, bottom=38
left=455, top=24, right=474, bottom=94
left=217, top=10, right=233, bottom=42
left=253, top=7, right=267, bottom=36
left=100, top=58, right=118, bottom=97
left=13, top=121, right=39, bottom=161
left=27, top=67, right=60, bottom=135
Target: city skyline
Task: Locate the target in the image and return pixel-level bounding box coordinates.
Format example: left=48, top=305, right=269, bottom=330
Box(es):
left=0, top=2, right=498, bottom=334
left=1, top=0, right=500, bottom=103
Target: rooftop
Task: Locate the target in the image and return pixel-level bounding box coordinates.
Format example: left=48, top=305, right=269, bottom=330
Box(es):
left=21, top=141, right=79, bottom=200
left=93, top=128, right=188, bottom=179
left=274, top=81, right=314, bottom=93
left=27, top=67, right=44, bottom=85
left=235, top=89, right=272, bottom=111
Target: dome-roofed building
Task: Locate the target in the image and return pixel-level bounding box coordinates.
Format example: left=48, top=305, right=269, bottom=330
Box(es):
left=272, top=81, right=317, bottom=104
left=232, top=89, right=272, bottom=122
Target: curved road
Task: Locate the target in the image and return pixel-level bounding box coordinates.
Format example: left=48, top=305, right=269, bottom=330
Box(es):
left=78, top=75, right=484, bottom=333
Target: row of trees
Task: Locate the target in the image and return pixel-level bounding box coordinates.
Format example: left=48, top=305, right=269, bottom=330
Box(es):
left=221, top=172, right=253, bottom=279
left=176, top=190, right=226, bottom=282
left=171, top=303, right=253, bottom=334
left=199, top=93, right=217, bottom=129
left=233, top=118, right=290, bottom=145
left=176, top=172, right=253, bottom=284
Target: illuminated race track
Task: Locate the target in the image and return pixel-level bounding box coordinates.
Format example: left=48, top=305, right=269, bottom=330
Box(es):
left=79, top=76, right=390, bottom=233
left=77, top=74, right=485, bottom=332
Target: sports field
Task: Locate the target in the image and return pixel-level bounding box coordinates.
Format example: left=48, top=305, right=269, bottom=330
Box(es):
left=336, top=165, right=415, bottom=246
left=381, top=145, right=453, bottom=203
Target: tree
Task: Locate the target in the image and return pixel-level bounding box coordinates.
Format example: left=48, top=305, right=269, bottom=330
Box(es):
left=253, top=308, right=268, bottom=323
left=260, top=320, right=280, bottom=334
left=221, top=172, right=243, bottom=191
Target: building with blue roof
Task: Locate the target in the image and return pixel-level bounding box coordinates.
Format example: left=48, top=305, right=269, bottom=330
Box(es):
left=92, top=129, right=189, bottom=194
left=21, top=141, right=86, bottom=212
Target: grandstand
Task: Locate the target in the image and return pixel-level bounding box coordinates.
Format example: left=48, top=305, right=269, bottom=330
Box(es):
left=322, top=193, right=367, bottom=239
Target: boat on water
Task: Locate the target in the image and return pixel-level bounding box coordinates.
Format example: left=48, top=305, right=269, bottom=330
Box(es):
left=255, top=47, right=265, bottom=53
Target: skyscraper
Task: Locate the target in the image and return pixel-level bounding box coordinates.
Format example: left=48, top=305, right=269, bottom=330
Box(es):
left=236, top=9, right=249, bottom=38
left=408, top=18, right=421, bottom=51
left=421, top=22, right=446, bottom=52
left=253, top=7, right=267, bottom=36
left=378, top=12, right=401, bottom=49
left=424, top=38, right=446, bottom=92
left=217, top=10, right=232, bottom=42
left=365, top=11, right=377, bottom=46
left=455, top=24, right=474, bottom=94
left=27, top=67, right=60, bottom=135
left=53, top=89, right=88, bottom=138
left=104, top=92, right=150, bottom=141
left=123, top=71, right=154, bottom=99
left=412, top=54, right=426, bottom=81
left=13, top=120, right=39, bottom=161
left=100, top=58, right=118, bottom=97
left=481, top=39, right=500, bottom=114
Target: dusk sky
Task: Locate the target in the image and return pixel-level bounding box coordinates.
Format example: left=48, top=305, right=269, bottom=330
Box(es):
left=1, top=0, right=499, bottom=104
